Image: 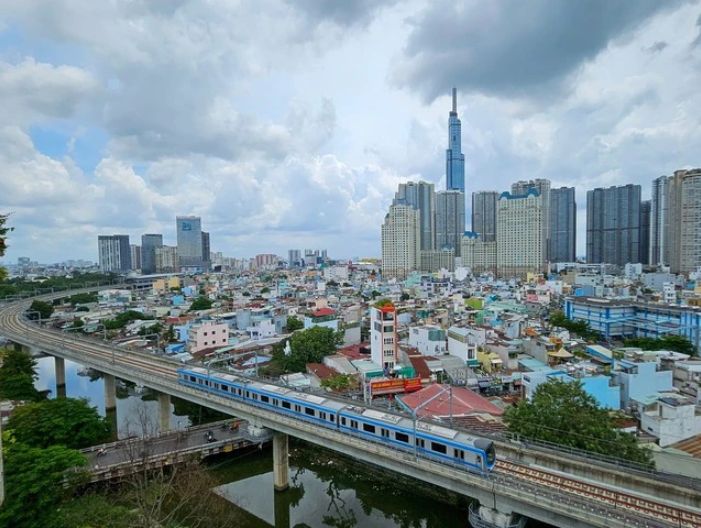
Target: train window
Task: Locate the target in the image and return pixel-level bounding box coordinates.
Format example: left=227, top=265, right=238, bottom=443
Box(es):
left=395, top=432, right=409, bottom=443
left=417, top=439, right=425, bottom=449
left=330, top=415, right=335, bottom=423
left=320, top=412, right=326, bottom=420
left=431, top=442, right=447, bottom=455
left=341, top=417, right=347, bottom=426
left=282, top=401, right=291, bottom=409
left=273, top=399, right=278, bottom=406
left=362, top=423, right=376, bottom=434
left=305, top=407, right=315, bottom=416
left=453, top=449, right=464, bottom=459
left=189, top=376, right=196, bottom=382
left=221, top=385, right=229, bottom=392
left=351, top=420, right=358, bottom=429
left=237, top=389, right=242, bottom=396
left=204, top=380, right=209, bottom=387
left=260, top=395, right=269, bottom=403
left=381, top=428, right=390, bottom=438
left=295, top=405, right=301, bottom=413
left=245, top=391, right=250, bottom=398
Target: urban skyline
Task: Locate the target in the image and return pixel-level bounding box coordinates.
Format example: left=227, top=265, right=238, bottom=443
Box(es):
left=1, top=3, right=701, bottom=263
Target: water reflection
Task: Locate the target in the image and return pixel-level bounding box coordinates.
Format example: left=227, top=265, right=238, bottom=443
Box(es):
left=34, top=355, right=192, bottom=438
left=214, top=448, right=468, bottom=528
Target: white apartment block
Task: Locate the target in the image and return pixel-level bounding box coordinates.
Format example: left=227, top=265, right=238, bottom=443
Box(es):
left=370, top=301, right=398, bottom=370
left=155, top=245, right=178, bottom=273
left=461, top=232, right=497, bottom=275
left=497, top=190, right=545, bottom=279
left=408, top=325, right=447, bottom=356
left=447, top=326, right=479, bottom=366
left=381, top=203, right=421, bottom=279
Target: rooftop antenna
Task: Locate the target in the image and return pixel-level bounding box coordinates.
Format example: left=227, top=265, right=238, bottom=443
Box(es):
left=452, top=87, right=457, bottom=113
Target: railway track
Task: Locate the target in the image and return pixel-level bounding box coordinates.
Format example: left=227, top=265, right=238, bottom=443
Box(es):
left=496, top=458, right=701, bottom=527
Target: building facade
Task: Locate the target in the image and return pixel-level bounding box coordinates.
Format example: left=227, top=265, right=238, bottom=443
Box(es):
left=419, top=249, right=454, bottom=273
left=461, top=232, right=497, bottom=275
left=201, top=231, right=211, bottom=269
left=288, top=249, right=302, bottom=268
left=670, top=169, right=701, bottom=274
left=155, top=245, right=178, bottom=273
left=176, top=216, right=204, bottom=269
left=370, top=300, right=398, bottom=371
left=394, top=181, right=436, bottom=251
left=586, top=184, right=641, bottom=266
left=639, top=200, right=651, bottom=266
left=471, top=190, right=498, bottom=243
left=549, top=187, right=576, bottom=263
left=445, top=88, right=465, bottom=193
left=381, top=203, right=421, bottom=279
left=650, top=175, right=671, bottom=267
left=97, top=234, right=131, bottom=273
left=496, top=190, right=545, bottom=279
left=512, top=179, right=551, bottom=261
left=130, top=244, right=141, bottom=272
left=435, top=190, right=465, bottom=257
left=141, top=234, right=163, bottom=275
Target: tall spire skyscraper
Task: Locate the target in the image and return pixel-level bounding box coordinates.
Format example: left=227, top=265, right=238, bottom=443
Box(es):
left=446, top=87, right=465, bottom=193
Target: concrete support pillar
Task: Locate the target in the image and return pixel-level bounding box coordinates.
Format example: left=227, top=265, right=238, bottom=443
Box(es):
left=103, top=373, right=118, bottom=440
left=273, top=432, right=289, bottom=492
left=104, top=373, right=117, bottom=411
left=55, top=357, right=66, bottom=398
left=157, top=392, right=171, bottom=433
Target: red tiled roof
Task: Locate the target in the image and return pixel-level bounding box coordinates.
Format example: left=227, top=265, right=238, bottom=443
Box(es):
left=312, top=307, right=336, bottom=317
left=400, top=384, right=504, bottom=418
left=408, top=355, right=431, bottom=380
left=306, top=363, right=337, bottom=380
left=338, top=342, right=370, bottom=360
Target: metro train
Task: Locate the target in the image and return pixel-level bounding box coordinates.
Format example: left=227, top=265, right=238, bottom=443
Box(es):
left=177, top=367, right=496, bottom=472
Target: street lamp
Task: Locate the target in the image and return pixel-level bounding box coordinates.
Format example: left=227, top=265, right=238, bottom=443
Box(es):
left=396, top=384, right=454, bottom=460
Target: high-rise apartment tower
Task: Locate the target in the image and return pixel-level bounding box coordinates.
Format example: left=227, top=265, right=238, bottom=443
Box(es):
left=586, top=185, right=641, bottom=266
left=446, top=88, right=465, bottom=193
left=549, top=187, right=577, bottom=263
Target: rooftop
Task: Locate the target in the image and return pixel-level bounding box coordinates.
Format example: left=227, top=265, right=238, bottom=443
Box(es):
left=400, top=384, right=504, bottom=418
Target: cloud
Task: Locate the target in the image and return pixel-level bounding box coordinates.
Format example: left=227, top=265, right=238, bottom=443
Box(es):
left=392, top=0, right=690, bottom=103
left=0, top=59, right=99, bottom=126
left=643, top=41, right=669, bottom=53
left=291, top=0, right=402, bottom=28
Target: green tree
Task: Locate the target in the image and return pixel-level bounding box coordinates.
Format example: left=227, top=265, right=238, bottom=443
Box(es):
left=67, top=292, right=99, bottom=305
left=281, top=326, right=344, bottom=372
left=0, top=442, right=86, bottom=528
left=138, top=322, right=163, bottom=336
left=7, top=397, right=111, bottom=449
left=56, top=493, right=137, bottom=528
left=320, top=374, right=354, bottom=392
left=624, top=335, right=696, bottom=356
left=189, top=296, right=213, bottom=311
left=164, top=323, right=178, bottom=343
left=400, top=292, right=410, bottom=301
left=504, top=379, right=651, bottom=465
left=286, top=317, right=304, bottom=332
left=261, top=286, right=271, bottom=294
left=0, top=213, right=12, bottom=281
left=104, top=309, right=154, bottom=330
left=28, top=299, right=54, bottom=320
left=0, top=348, right=44, bottom=401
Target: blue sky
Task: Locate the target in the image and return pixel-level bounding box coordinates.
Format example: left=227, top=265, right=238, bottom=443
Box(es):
left=0, top=0, right=700, bottom=264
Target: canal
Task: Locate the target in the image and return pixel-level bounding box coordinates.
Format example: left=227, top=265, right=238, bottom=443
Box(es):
left=34, top=355, right=553, bottom=527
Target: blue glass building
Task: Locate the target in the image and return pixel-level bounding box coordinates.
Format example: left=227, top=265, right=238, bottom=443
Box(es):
left=445, top=87, right=465, bottom=193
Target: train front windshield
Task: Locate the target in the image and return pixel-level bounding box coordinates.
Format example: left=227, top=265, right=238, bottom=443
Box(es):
left=486, top=443, right=496, bottom=466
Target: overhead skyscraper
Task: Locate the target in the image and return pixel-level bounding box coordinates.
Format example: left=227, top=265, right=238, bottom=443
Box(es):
left=141, top=233, right=163, bottom=274
left=97, top=234, right=131, bottom=273
left=381, top=203, right=421, bottom=279
left=176, top=216, right=204, bottom=270
left=586, top=184, right=641, bottom=266
left=394, top=181, right=436, bottom=251
left=549, top=187, right=577, bottom=263
left=471, top=190, right=498, bottom=242
left=445, top=88, right=465, bottom=193
left=512, top=179, right=551, bottom=261
left=496, top=190, right=545, bottom=279
left=639, top=200, right=651, bottom=266
left=435, top=190, right=465, bottom=257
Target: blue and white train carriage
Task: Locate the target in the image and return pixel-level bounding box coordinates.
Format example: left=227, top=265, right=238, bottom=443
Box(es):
left=177, top=366, right=496, bottom=472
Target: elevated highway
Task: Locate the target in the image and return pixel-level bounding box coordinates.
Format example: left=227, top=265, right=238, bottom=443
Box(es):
left=2, top=293, right=701, bottom=528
